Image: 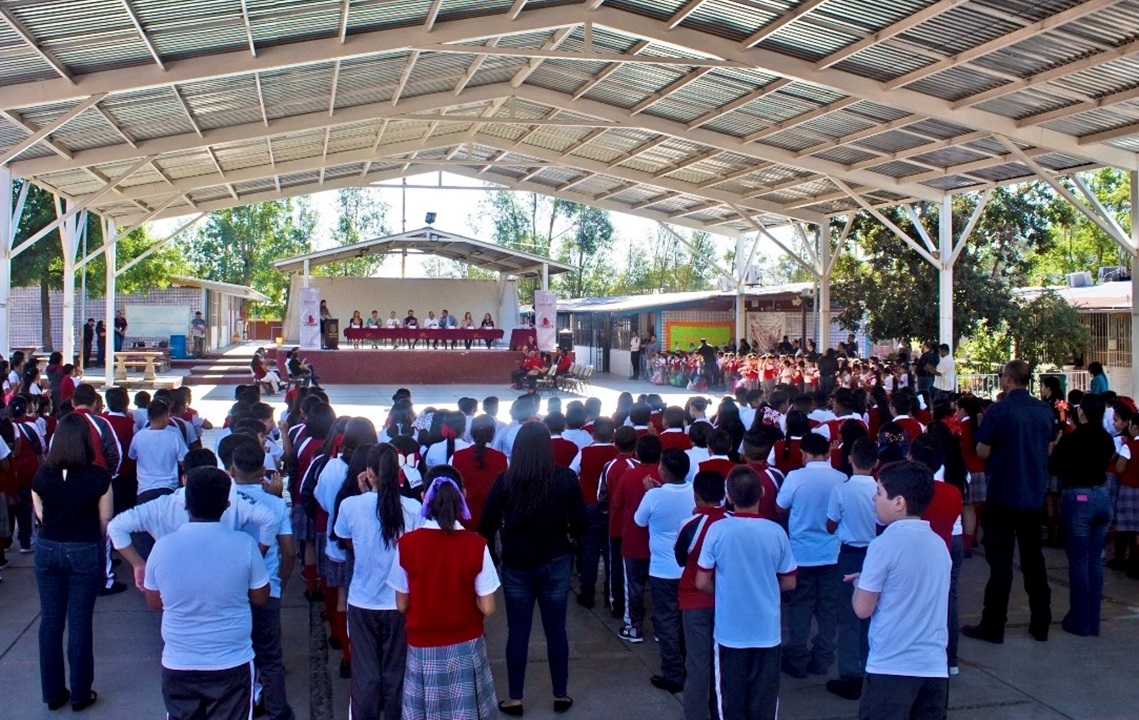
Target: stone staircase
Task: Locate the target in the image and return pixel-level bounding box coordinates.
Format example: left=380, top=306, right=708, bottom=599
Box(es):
left=175, top=354, right=253, bottom=386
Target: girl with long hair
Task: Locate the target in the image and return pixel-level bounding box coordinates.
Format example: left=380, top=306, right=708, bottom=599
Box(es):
left=612, top=392, right=634, bottom=427
left=713, top=399, right=746, bottom=462
left=479, top=422, right=587, bottom=716
left=773, top=410, right=810, bottom=474
left=424, top=411, right=470, bottom=469
left=956, top=395, right=986, bottom=551
left=390, top=465, right=500, bottom=719
left=451, top=415, right=508, bottom=531
left=334, top=443, right=423, bottom=720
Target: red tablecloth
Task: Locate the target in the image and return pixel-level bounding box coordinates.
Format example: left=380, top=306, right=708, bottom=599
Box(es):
left=510, top=328, right=536, bottom=350
left=344, top=327, right=504, bottom=343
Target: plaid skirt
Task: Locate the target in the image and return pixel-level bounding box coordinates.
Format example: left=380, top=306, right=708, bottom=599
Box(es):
left=291, top=504, right=316, bottom=544
left=966, top=472, right=987, bottom=504
left=316, top=533, right=354, bottom=588
left=402, top=636, right=497, bottom=720
left=1115, top=485, right=1139, bottom=531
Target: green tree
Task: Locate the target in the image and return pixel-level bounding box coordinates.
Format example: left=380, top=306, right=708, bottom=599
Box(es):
left=1007, top=290, right=1089, bottom=371
left=833, top=185, right=1054, bottom=345
left=182, top=199, right=315, bottom=317
left=1029, top=169, right=1132, bottom=285
left=554, top=205, right=615, bottom=298
left=313, top=187, right=390, bottom=278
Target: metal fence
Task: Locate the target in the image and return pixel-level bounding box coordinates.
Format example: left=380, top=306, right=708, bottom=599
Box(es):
left=957, top=371, right=1092, bottom=399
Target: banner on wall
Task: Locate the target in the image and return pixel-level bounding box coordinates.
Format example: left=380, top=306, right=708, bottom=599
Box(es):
left=299, top=287, right=321, bottom=350
left=534, top=290, right=557, bottom=350
left=667, top=322, right=732, bottom=351
left=747, top=312, right=786, bottom=353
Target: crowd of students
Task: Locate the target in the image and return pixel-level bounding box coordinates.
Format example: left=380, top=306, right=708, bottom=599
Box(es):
left=0, top=342, right=1132, bottom=720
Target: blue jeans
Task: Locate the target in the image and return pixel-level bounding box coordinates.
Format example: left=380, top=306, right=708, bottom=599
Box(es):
left=502, top=555, right=572, bottom=700
left=835, top=546, right=869, bottom=680
left=1061, top=486, right=1113, bottom=635
left=34, top=538, right=104, bottom=705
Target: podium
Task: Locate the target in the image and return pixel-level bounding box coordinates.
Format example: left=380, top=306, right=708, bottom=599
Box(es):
left=323, top=318, right=339, bottom=349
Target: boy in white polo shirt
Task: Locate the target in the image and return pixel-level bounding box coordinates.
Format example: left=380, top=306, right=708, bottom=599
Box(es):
left=633, top=448, right=693, bottom=694
left=776, top=431, right=845, bottom=678
left=851, top=460, right=951, bottom=720
left=696, top=465, right=797, bottom=720
left=825, top=437, right=880, bottom=700
left=129, top=399, right=189, bottom=505
left=145, top=467, right=271, bottom=720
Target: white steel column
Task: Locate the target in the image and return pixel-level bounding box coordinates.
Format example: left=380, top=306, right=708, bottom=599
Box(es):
left=58, top=200, right=83, bottom=362
left=303, top=258, right=310, bottom=288
left=541, top=262, right=549, bottom=291
left=735, top=234, right=746, bottom=346
left=939, top=196, right=954, bottom=347
left=104, top=218, right=117, bottom=387
left=1131, top=171, right=1138, bottom=396
left=0, top=167, right=11, bottom=356
left=817, top=223, right=831, bottom=346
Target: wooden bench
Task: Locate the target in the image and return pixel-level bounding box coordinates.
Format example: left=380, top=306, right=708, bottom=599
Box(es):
left=114, top=351, right=167, bottom=382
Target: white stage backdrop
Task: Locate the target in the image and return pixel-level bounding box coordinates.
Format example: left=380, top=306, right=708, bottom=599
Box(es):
left=283, top=276, right=517, bottom=343
left=534, top=290, right=557, bottom=350
left=298, top=287, right=321, bottom=350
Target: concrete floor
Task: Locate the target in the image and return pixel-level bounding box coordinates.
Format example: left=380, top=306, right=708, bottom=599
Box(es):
left=4, top=372, right=1139, bottom=719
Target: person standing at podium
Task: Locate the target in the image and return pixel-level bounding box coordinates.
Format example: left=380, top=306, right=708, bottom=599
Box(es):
left=319, top=300, right=332, bottom=350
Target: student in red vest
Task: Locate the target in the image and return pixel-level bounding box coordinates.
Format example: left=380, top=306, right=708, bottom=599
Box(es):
left=545, top=412, right=579, bottom=469
left=773, top=411, right=809, bottom=475
left=610, top=434, right=662, bottom=643
left=100, top=387, right=137, bottom=514
left=389, top=465, right=501, bottom=720
left=699, top=429, right=736, bottom=481
left=658, top=407, right=692, bottom=452
left=570, top=418, right=618, bottom=609
left=825, top=389, right=868, bottom=442
left=627, top=402, right=654, bottom=437
left=451, top=415, right=508, bottom=532
left=673, top=471, right=728, bottom=720
left=891, top=393, right=925, bottom=442
left=740, top=429, right=783, bottom=522
left=600, top=426, right=639, bottom=619
left=10, top=396, right=45, bottom=555
left=71, top=385, right=122, bottom=475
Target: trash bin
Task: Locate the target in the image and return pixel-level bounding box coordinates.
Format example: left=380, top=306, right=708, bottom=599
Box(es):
left=170, top=334, right=187, bottom=360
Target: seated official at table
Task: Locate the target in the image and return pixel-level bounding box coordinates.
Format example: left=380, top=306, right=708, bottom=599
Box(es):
left=481, top=313, right=496, bottom=349
left=404, top=310, right=419, bottom=349
left=461, top=312, right=476, bottom=349
left=440, top=309, right=458, bottom=349
left=365, top=310, right=381, bottom=348
left=386, top=311, right=400, bottom=328
left=424, top=312, right=441, bottom=349
left=347, top=311, right=364, bottom=348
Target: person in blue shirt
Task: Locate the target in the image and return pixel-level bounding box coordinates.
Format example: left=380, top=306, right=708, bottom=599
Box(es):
left=1089, top=361, right=1110, bottom=395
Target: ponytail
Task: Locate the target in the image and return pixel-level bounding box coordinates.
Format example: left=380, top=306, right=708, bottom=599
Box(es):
left=421, top=465, right=469, bottom=533
left=370, top=444, right=405, bottom=548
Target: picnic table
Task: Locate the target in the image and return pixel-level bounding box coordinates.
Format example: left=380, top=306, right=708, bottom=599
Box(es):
left=114, top=350, right=167, bottom=382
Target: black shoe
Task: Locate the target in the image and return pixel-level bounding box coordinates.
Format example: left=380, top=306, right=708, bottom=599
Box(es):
left=554, top=697, right=573, bottom=713
left=1028, top=626, right=1049, bottom=642
left=328, top=635, right=342, bottom=650
left=575, top=594, right=595, bottom=609
left=826, top=678, right=862, bottom=701
left=252, top=698, right=266, bottom=717
left=650, top=676, right=683, bottom=693
left=498, top=700, right=524, bottom=717
left=47, top=690, right=70, bottom=711
left=338, top=660, right=351, bottom=679
left=304, top=589, right=322, bottom=603
left=961, top=624, right=1003, bottom=644
left=807, top=661, right=831, bottom=676
left=781, top=658, right=807, bottom=679
left=71, top=691, right=97, bottom=712
left=99, top=582, right=127, bottom=597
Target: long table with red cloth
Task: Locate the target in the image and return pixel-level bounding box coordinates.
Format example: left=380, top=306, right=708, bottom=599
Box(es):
left=344, top=327, right=504, bottom=343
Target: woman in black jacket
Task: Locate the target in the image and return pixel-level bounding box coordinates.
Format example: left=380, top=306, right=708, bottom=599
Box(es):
left=480, top=421, right=587, bottom=716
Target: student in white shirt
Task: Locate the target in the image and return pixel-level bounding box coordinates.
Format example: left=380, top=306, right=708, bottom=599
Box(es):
left=684, top=422, right=712, bottom=483
left=696, top=465, right=797, bottom=720
left=825, top=438, right=880, bottom=701
left=334, top=443, right=423, bottom=720
left=424, top=412, right=471, bottom=468
left=129, top=399, right=189, bottom=504
left=144, top=467, right=271, bottom=720
left=562, top=401, right=593, bottom=451
left=776, top=431, right=846, bottom=678
left=231, top=439, right=296, bottom=720
left=633, top=449, right=693, bottom=693
left=851, top=461, right=951, bottom=720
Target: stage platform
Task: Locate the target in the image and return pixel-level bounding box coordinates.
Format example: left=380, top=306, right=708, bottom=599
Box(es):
left=273, top=347, right=523, bottom=385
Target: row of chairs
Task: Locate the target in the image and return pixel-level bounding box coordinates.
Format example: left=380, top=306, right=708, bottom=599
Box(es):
left=535, top=363, right=594, bottom=396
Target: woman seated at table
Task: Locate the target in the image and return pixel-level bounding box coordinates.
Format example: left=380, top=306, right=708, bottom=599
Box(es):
left=251, top=348, right=283, bottom=394
left=365, top=310, right=381, bottom=348
left=347, top=310, right=365, bottom=349
left=481, top=313, right=496, bottom=350
left=461, top=312, right=477, bottom=350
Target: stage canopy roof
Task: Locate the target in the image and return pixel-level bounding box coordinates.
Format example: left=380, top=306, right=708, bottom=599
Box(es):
left=168, top=274, right=271, bottom=302
left=2, top=0, right=1138, bottom=238
left=273, top=226, right=575, bottom=277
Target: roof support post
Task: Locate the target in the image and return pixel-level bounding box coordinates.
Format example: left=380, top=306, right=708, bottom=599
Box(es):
left=735, top=234, right=746, bottom=348
left=1131, top=171, right=1138, bottom=396
left=303, top=258, right=310, bottom=288
left=104, top=217, right=117, bottom=388
left=541, top=262, right=549, bottom=292
left=939, top=196, right=954, bottom=348
left=818, top=223, right=831, bottom=347
left=0, top=167, right=12, bottom=355
left=57, top=197, right=83, bottom=361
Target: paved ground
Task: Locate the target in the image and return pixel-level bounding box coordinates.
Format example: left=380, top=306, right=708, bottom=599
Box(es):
left=4, top=368, right=1139, bottom=719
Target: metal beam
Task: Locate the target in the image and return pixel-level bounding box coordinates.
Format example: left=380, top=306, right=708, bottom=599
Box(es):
left=509, top=0, right=529, bottom=20
left=950, top=189, right=991, bottom=265
left=115, top=213, right=207, bottom=277
left=658, top=221, right=736, bottom=283
left=74, top=192, right=190, bottom=270
left=121, top=0, right=165, bottom=70
left=630, top=67, right=712, bottom=115
left=454, top=38, right=499, bottom=95
left=884, top=0, right=1121, bottom=90
left=339, top=0, right=352, bottom=43
left=814, top=0, right=969, bottom=69
left=828, top=176, right=940, bottom=266
left=572, top=40, right=648, bottom=100
left=1021, top=86, right=1139, bottom=129
left=0, top=94, right=104, bottom=165
left=688, top=78, right=792, bottom=129
left=740, top=0, right=828, bottom=49
left=728, top=203, right=817, bottom=276
left=511, top=26, right=575, bottom=88
left=425, top=0, right=444, bottom=31
left=239, top=0, right=257, bottom=57
left=392, top=51, right=421, bottom=106
left=0, top=4, right=73, bottom=81
left=743, top=97, right=857, bottom=143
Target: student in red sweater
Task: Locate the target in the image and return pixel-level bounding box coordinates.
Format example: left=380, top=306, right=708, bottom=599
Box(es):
left=388, top=465, right=500, bottom=719
left=600, top=426, right=639, bottom=619
left=773, top=411, right=809, bottom=475
left=544, top=412, right=579, bottom=469
left=570, top=419, right=619, bottom=609
left=610, top=434, right=662, bottom=643
left=699, top=429, right=737, bottom=481
left=451, top=415, right=508, bottom=532
left=100, top=386, right=137, bottom=514
left=740, top=429, right=784, bottom=522
left=673, top=471, right=728, bottom=720
left=658, top=407, right=692, bottom=452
